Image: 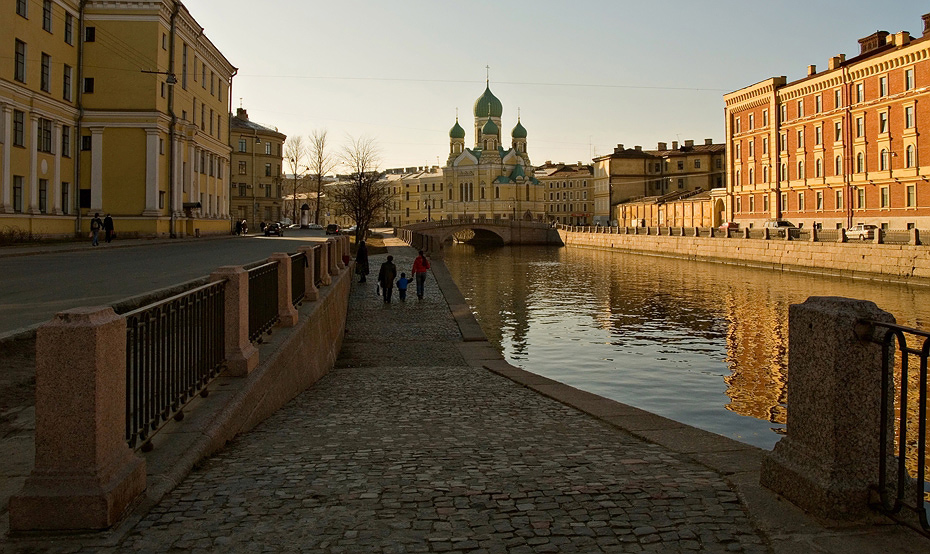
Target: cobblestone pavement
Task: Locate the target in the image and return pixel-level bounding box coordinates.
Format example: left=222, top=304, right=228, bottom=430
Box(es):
left=110, top=246, right=770, bottom=553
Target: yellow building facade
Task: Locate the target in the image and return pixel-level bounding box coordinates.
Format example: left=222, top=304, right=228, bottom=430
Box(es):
left=537, top=162, right=594, bottom=225
left=229, top=108, right=285, bottom=229
left=1, top=0, right=235, bottom=238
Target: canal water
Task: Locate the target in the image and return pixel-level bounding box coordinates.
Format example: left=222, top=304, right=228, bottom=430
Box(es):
left=443, top=243, right=930, bottom=450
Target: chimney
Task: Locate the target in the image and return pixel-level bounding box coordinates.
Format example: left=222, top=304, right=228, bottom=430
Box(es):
left=657, top=142, right=667, bottom=150
left=807, top=64, right=817, bottom=76
left=705, top=138, right=713, bottom=146
left=614, top=144, right=624, bottom=154
left=634, top=145, right=642, bottom=151
left=828, top=54, right=846, bottom=70
left=892, top=31, right=911, bottom=46
left=858, top=31, right=889, bottom=55
left=545, top=160, right=551, bottom=165
left=672, top=141, right=678, bottom=150
left=923, top=12, right=930, bottom=36
left=684, top=140, right=694, bottom=148
left=236, top=107, right=248, bottom=120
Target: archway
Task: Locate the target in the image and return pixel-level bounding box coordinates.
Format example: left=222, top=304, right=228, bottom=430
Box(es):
left=713, top=198, right=725, bottom=227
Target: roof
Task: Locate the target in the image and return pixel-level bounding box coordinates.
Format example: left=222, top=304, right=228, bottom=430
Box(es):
left=449, top=120, right=466, bottom=139
left=482, top=117, right=499, bottom=135
left=230, top=115, right=286, bottom=139
left=474, top=84, right=503, bottom=118
left=511, top=120, right=527, bottom=139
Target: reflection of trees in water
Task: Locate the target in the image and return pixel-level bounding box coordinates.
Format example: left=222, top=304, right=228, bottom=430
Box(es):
left=444, top=243, right=930, bottom=436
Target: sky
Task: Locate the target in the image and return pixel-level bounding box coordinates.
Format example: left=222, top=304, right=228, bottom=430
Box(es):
left=191, top=0, right=930, bottom=170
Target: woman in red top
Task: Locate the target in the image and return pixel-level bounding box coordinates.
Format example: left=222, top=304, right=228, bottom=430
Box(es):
left=411, top=250, right=431, bottom=299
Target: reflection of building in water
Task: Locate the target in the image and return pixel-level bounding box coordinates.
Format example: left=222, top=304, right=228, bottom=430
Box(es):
left=721, top=290, right=788, bottom=425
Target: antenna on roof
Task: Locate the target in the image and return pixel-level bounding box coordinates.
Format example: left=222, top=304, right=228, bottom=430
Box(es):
left=486, top=65, right=490, bottom=85
left=239, top=97, right=243, bottom=109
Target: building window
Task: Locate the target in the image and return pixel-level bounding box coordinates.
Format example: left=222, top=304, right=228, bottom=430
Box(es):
left=763, top=109, right=769, bottom=126
left=238, top=138, right=246, bottom=152
left=62, top=125, right=70, bottom=157
left=14, top=40, right=26, bottom=83
left=84, top=27, right=95, bottom=42
left=780, top=133, right=787, bottom=151
left=265, top=183, right=271, bottom=197
left=763, top=194, right=769, bottom=212
left=880, top=186, right=890, bottom=208
left=63, top=65, right=72, bottom=101
left=13, top=110, right=25, bottom=147
left=748, top=114, right=754, bottom=129
left=905, top=105, right=915, bottom=129
left=39, top=179, right=48, bottom=213
left=43, top=0, right=52, bottom=31
left=200, top=105, right=205, bottom=130
left=879, top=112, right=888, bottom=134
left=797, top=161, right=804, bottom=179
left=906, top=185, right=916, bottom=207
left=857, top=187, right=866, bottom=208
left=762, top=137, right=768, bottom=155
left=238, top=183, right=246, bottom=197
left=238, top=161, right=246, bottom=175
left=38, top=118, right=53, bottom=153
left=65, top=12, right=73, bottom=44
left=780, top=104, right=787, bottom=122
left=209, top=109, right=214, bottom=134
left=749, top=168, right=754, bottom=184
left=716, top=158, right=722, bottom=169
left=159, top=191, right=166, bottom=209
left=780, top=163, right=787, bottom=181
left=856, top=152, right=864, bottom=173
left=677, top=160, right=684, bottom=170
left=834, top=121, right=842, bottom=142
left=210, top=72, right=215, bottom=95
left=40, top=53, right=51, bottom=92
left=780, top=192, right=788, bottom=211
left=815, top=95, right=822, bottom=113
left=905, top=68, right=915, bottom=91
left=264, top=163, right=271, bottom=177
left=202, top=64, right=206, bottom=88
left=835, top=155, right=842, bottom=175
left=816, top=191, right=823, bottom=210
left=798, top=191, right=805, bottom=210
left=797, top=100, right=804, bottom=118
left=835, top=189, right=844, bottom=210
left=856, top=82, right=864, bottom=103
left=13, top=176, right=23, bottom=212
left=734, top=117, right=741, bottom=133
left=694, top=159, right=701, bottom=168
left=265, top=142, right=271, bottom=155
left=83, top=78, right=94, bottom=93
left=736, top=196, right=742, bottom=213
left=736, top=169, right=741, bottom=186
left=879, top=76, right=887, bottom=97
left=763, top=166, right=769, bottom=183
left=749, top=195, right=755, bottom=212
left=81, top=135, right=91, bottom=151
left=834, top=88, right=842, bottom=108
left=856, top=116, right=864, bottom=138
left=815, top=158, right=822, bottom=177
left=796, top=129, right=803, bottom=147
left=906, top=144, right=915, bottom=168
left=880, top=149, right=889, bottom=171
left=61, top=182, right=70, bottom=214
left=748, top=140, right=754, bottom=157
left=16, top=0, right=27, bottom=17
left=815, top=126, right=822, bottom=145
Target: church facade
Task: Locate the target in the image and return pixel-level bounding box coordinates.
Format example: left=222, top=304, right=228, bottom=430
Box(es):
left=385, top=83, right=545, bottom=226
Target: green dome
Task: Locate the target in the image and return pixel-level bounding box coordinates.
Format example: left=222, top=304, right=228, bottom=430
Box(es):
left=474, top=85, right=503, bottom=118
left=511, top=120, right=527, bottom=139
left=482, top=117, right=499, bottom=136
left=449, top=120, right=465, bottom=139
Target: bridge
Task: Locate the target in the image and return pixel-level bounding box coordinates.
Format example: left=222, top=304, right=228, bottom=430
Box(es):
left=397, top=218, right=563, bottom=256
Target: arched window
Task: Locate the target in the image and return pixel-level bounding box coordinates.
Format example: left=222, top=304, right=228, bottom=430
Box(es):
left=780, top=163, right=787, bottom=180
left=762, top=166, right=768, bottom=183
left=749, top=168, right=754, bottom=184
left=495, top=187, right=500, bottom=199
left=880, top=149, right=889, bottom=171
left=735, top=169, right=741, bottom=185
left=480, top=187, right=485, bottom=199
left=906, top=144, right=915, bottom=168
left=857, top=152, right=864, bottom=173
left=835, top=155, right=842, bottom=175
left=797, top=161, right=804, bottom=179
left=815, top=158, right=822, bottom=178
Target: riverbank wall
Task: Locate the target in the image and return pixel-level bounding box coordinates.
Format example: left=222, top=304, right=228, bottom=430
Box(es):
left=558, top=228, right=930, bottom=285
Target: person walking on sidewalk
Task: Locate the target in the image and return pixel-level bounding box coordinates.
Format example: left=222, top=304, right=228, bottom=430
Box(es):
left=412, top=250, right=431, bottom=299
left=89, top=213, right=103, bottom=246
left=103, top=214, right=115, bottom=243
left=355, top=240, right=369, bottom=283
left=396, top=272, right=409, bottom=302
left=377, top=255, right=397, bottom=303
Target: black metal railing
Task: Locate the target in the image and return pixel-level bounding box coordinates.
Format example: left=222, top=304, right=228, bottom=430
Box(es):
left=291, top=252, right=307, bottom=307
left=124, top=281, right=226, bottom=450
left=248, top=261, right=279, bottom=343
left=313, top=246, right=324, bottom=288
left=860, top=320, right=930, bottom=536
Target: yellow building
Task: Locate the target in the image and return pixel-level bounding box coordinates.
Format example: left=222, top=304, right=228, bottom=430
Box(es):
left=537, top=162, right=594, bottom=225
left=1, top=0, right=235, bottom=238
left=230, top=108, right=285, bottom=229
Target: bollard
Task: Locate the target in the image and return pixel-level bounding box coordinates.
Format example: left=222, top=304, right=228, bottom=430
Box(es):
left=318, top=242, right=333, bottom=286
left=210, top=266, right=260, bottom=376
left=297, top=245, right=319, bottom=301
left=760, top=297, right=895, bottom=519
left=874, top=229, right=884, bottom=244
left=837, top=228, right=847, bottom=243
left=327, top=238, right=339, bottom=277
left=269, top=253, right=299, bottom=327
left=810, top=227, right=818, bottom=242
left=910, top=227, right=921, bottom=246
left=10, top=307, right=147, bottom=531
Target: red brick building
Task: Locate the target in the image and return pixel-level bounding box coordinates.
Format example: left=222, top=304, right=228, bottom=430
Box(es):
left=724, top=13, right=930, bottom=231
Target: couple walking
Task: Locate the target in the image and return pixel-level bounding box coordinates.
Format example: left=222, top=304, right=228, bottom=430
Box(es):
left=362, top=248, right=430, bottom=304
left=89, top=213, right=114, bottom=246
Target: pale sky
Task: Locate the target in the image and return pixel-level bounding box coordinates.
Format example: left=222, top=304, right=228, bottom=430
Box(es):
left=192, top=0, right=929, bottom=170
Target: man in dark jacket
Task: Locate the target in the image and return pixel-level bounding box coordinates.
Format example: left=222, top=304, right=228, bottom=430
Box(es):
left=355, top=240, right=369, bottom=283
left=103, top=214, right=114, bottom=243
left=377, top=255, right=397, bottom=303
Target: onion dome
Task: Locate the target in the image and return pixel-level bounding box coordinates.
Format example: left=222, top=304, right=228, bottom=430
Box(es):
left=474, top=85, right=503, bottom=118
left=482, top=116, right=499, bottom=136
left=511, top=119, right=527, bottom=139
left=450, top=119, right=466, bottom=139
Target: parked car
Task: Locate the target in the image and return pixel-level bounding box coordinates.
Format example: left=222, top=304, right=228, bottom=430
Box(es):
left=325, top=224, right=340, bottom=235
left=264, top=222, right=285, bottom=237
left=718, top=222, right=740, bottom=232
left=763, top=219, right=797, bottom=237
left=344, top=225, right=357, bottom=235
left=307, top=223, right=323, bottom=230
left=847, top=223, right=879, bottom=241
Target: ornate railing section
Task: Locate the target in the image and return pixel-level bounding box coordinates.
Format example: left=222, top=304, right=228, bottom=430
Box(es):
left=291, top=252, right=307, bottom=307
left=248, top=261, right=279, bottom=343
left=860, top=320, right=930, bottom=535
left=124, top=281, right=226, bottom=450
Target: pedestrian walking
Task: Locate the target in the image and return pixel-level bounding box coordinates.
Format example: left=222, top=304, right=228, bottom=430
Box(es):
left=355, top=240, right=369, bottom=283
left=103, top=213, right=114, bottom=243
left=89, top=212, right=103, bottom=246
left=235, top=219, right=242, bottom=235
left=397, top=272, right=409, bottom=302
left=377, top=255, right=397, bottom=303
left=241, top=220, right=249, bottom=235
left=412, top=250, right=431, bottom=299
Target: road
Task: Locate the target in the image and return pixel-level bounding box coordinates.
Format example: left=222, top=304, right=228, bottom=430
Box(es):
left=0, top=230, right=336, bottom=336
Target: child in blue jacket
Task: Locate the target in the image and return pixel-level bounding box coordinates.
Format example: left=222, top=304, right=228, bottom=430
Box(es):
left=397, top=273, right=410, bottom=301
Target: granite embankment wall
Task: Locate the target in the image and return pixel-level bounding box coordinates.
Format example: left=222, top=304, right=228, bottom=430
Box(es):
left=559, top=229, right=930, bottom=284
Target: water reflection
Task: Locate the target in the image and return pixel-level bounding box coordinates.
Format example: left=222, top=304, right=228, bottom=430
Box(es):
left=444, top=243, right=930, bottom=449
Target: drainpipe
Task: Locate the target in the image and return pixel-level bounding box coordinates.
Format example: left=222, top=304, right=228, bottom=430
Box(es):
left=843, top=65, right=853, bottom=228
left=74, top=0, right=88, bottom=235
left=226, top=70, right=236, bottom=227
left=167, top=1, right=179, bottom=238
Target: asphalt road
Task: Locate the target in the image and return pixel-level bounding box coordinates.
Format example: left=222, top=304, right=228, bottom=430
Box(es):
left=0, top=229, right=336, bottom=336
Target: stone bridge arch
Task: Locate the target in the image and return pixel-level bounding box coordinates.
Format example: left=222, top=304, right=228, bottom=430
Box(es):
left=398, top=220, right=563, bottom=257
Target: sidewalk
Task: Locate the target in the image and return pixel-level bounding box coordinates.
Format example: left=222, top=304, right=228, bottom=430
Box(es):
left=0, top=232, right=234, bottom=259
left=6, top=237, right=928, bottom=553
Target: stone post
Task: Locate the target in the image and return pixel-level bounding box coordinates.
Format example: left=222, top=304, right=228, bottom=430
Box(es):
left=693, top=227, right=700, bottom=237
left=709, top=227, right=716, bottom=238
left=744, top=227, right=751, bottom=239
left=909, top=228, right=921, bottom=246
left=785, top=227, right=793, bottom=240
left=760, top=296, right=895, bottom=519
left=327, top=238, right=339, bottom=277
left=297, top=245, right=319, bottom=301
left=318, top=243, right=332, bottom=286
left=810, top=227, right=818, bottom=242
left=269, top=253, right=299, bottom=327
left=335, top=237, right=346, bottom=270
left=10, top=307, right=146, bottom=531
left=874, top=229, right=884, bottom=244
left=210, top=266, right=259, bottom=376
left=837, top=228, right=847, bottom=243
left=762, top=228, right=769, bottom=240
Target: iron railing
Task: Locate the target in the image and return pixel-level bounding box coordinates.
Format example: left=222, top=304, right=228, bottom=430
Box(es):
left=124, top=281, right=226, bottom=450
left=248, top=261, right=279, bottom=343
left=291, top=252, right=307, bottom=307
left=313, top=245, right=324, bottom=288
left=860, top=320, right=930, bottom=536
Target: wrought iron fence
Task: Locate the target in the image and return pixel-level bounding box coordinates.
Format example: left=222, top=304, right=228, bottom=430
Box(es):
left=859, top=320, right=930, bottom=535
left=291, top=252, right=307, bottom=307
left=817, top=229, right=841, bottom=242
left=248, top=261, right=279, bottom=343
left=124, top=281, right=226, bottom=450
left=313, top=245, right=324, bottom=288
left=884, top=230, right=913, bottom=245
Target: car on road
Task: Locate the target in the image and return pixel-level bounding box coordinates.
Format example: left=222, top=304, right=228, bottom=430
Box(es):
left=307, top=223, right=323, bottom=230
left=762, top=219, right=797, bottom=237
left=847, top=223, right=879, bottom=241
left=325, top=224, right=340, bottom=235
left=344, top=225, right=357, bottom=235
left=264, top=222, right=285, bottom=237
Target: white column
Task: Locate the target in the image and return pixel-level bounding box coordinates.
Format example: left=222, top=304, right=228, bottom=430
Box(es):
left=188, top=143, right=197, bottom=206
left=1, top=106, right=11, bottom=213
left=28, top=114, right=40, bottom=214
left=143, top=130, right=159, bottom=215
left=219, top=158, right=227, bottom=217
left=90, top=128, right=104, bottom=211
left=52, top=122, right=62, bottom=214
left=173, top=138, right=183, bottom=216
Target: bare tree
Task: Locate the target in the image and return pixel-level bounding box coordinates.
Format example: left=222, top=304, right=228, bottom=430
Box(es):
left=284, top=136, right=309, bottom=225
left=332, top=135, right=390, bottom=242
left=308, top=129, right=337, bottom=226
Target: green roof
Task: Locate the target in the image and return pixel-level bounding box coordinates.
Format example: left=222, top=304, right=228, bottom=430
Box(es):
left=449, top=120, right=465, bottom=139
left=474, top=85, right=503, bottom=118
left=511, top=120, right=527, bottom=139
left=510, top=164, right=526, bottom=180
left=482, top=117, right=499, bottom=135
